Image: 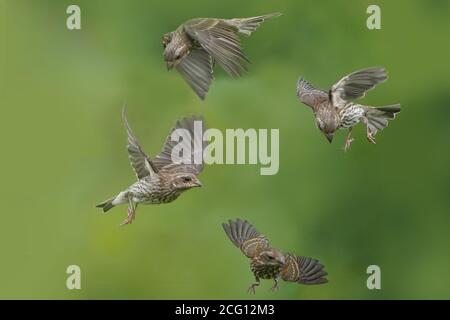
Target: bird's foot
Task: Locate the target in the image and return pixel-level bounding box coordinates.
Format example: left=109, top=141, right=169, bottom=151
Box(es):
left=343, top=138, right=355, bottom=152
left=366, top=132, right=376, bottom=144
left=120, top=208, right=136, bottom=226
left=247, top=283, right=259, bottom=295
left=270, top=281, right=279, bottom=292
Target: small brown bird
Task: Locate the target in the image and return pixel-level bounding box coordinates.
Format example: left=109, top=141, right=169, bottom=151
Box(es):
left=163, top=13, right=281, bottom=100
left=297, top=67, right=401, bottom=151
left=96, top=107, right=206, bottom=226
left=223, top=219, right=328, bottom=293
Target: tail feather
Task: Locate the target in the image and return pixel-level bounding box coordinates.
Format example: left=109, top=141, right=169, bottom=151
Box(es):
left=96, top=198, right=115, bottom=213
left=229, top=12, right=282, bottom=36
left=367, top=104, right=401, bottom=135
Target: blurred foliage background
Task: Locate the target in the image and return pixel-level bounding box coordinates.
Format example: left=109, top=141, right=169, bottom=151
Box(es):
left=1, top=0, right=450, bottom=299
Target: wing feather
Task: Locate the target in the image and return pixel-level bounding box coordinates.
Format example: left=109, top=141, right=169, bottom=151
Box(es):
left=122, top=107, right=157, bottom=180
left=153, top=116, right=206, bottom=175
left=331, top=67, right=388, bottom=109
left=176, top=49, right=213, bottom=100
left=184, top=19, right=249, bottom=77
left=297, top=77, right=328, bottom=111
left=222, top=219, right=270, bottom=259
left=281, top=254, right=328, bottom=285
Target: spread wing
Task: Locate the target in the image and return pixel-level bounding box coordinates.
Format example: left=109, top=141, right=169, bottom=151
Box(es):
left=176, top=49, right=214, bottom=100
left=297, top=77, right=329, bottom=111
left=330, top=67, right=388, bottom=109
left=184, top=18, right=249, bottom=77
left=152, top=116, right=206, bottom=175
left=122, top=107, right=157, bottom=180
left=222, top=219, right=270, bottom=259
left=281, top=254, right=328, bottom=285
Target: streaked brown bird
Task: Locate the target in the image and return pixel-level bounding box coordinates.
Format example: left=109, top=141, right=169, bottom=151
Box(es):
left=297, top=67, right=401, bottom=151
left=163, top=13, right=281, bottom=100
left=223, top=219, right=328, bottom=293
left=96, top=107, right=206, bottom=226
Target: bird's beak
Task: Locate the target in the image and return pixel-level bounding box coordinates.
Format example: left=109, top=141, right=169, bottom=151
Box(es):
left=325, top=133, right=334, bottom=143
left=166, top=61, right=174, bottom=71
left=278, top=256, right=286, bottom=265
left=194, top=180, right=203, bottom=188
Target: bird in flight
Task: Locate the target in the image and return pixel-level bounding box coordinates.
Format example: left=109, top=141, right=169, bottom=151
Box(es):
left=96, top=107, right=206, bottom=226
left=297, top=67, right=401, bottom=151
left=223, top=219, right=328, bottom=293
left=162, top=13, right=281, bottom=100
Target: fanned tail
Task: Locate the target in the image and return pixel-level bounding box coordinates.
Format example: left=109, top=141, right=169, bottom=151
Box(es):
left=367, top=104, right=401, bottom=135
left=96, top=198, right=115, bottom=213
left=228, top=12, right=282, bottom=36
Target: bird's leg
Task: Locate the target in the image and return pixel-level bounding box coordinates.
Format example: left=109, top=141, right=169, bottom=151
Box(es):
left=362, top=117, right=376, bottom=144
left=120, top=199, right=137, bottom=226
left=270, top=279, right=279, bottom=292
left=367, top=131, right=376, bottom=144
left=247, top=278, right=260, bottom=295
left=343, top=128, right=354, bottom=152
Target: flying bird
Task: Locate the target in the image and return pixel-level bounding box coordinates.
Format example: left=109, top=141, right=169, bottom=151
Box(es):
left=297, top=67, right=401, bottom=151
left=223, top=219, right=328, bottom=293
left=96, top=108, right=206, bottom=226
left=162, top=13, right=282, bottom=100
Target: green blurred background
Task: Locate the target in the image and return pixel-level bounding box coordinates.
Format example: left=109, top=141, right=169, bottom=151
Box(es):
left=1, top=0, right=450, bottom=299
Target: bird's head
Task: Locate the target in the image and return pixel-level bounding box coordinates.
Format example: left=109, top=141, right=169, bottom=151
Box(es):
left=162, top=32, right=189, bottom=70
left=259, top=249, right=286, bottom=267
left=170, top=173, right=202, bottom=191
left=315, top=108, right=339, bottom=143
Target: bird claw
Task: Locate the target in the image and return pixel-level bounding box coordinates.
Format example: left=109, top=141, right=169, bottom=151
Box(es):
left=270, top=282, right=279, bottom=292
left=120, top=208, right=136, bottom=226
left=247, top=283, right=259, bottom=294
left=366, top=133, right=376, bottom=144
left=343, top=138, right=355, bottom=152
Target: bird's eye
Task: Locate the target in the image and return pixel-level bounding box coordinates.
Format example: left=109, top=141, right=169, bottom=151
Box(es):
left=182, top=177, right=192, bottom=182
left=162, top=35, right=171, bottom=48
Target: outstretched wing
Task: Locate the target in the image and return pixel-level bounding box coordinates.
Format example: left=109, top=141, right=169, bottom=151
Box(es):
left=222, top=219, right=270, bottom=259
left=297, top=77, right=328, bottom=111
left=122, top=107, right=157, bottom=180
left=280, top=254, right=328, bottom=285
left=330, top=67, right=388, bottom=109
left=176, top=49, right=214, bottom=100
left=152, top=116, right=206, bottom=175
left=184, top=18, right=249, bottom=77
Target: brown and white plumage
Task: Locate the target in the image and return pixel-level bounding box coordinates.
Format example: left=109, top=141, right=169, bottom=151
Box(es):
left=281, top=255, right=328, bottom=285
left=223, top=219, right=328, bottom=293
left=297, top=67, right=401, bottom=151
left=96, top=107, right=206, bottom=226
left=163, top=13, right=281, bottom=99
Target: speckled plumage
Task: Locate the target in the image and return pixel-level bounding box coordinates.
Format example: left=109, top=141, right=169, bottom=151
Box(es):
left=251, top=259, right=282, bottom=280
left=223, top=219, right=328, bottom=293
left=96, top=108, right=206, bottom=226
left=127, top=172, right=180, bottom=205
left=297, top=67, right=401, bottom=151
left=162, top=13, right=281, bottom=100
